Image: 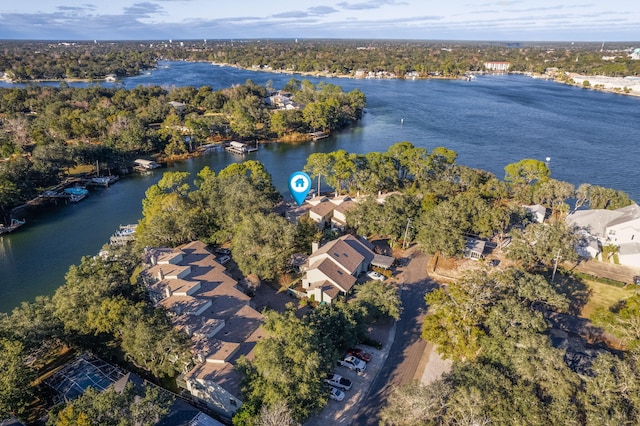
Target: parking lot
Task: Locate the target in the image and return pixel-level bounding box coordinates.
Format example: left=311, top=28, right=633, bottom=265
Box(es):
left=305, top=323, right=395, bottom=426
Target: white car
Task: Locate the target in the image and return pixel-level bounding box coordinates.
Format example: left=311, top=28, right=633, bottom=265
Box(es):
left=328, top=386, right=345, bottom=401
left=367, top=271, right=385, bottom=281
left=338, top=355, right=367, bottom=372
left=324, top=373, right=352, bottom=391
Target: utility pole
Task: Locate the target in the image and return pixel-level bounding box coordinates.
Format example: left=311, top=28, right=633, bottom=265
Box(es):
left=403, top=218, right=412, bottom=249
left=551, top=248, right=561, bottom=282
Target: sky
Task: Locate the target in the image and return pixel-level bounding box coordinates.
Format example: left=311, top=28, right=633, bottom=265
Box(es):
left=0, top=0, right=638, bottom=42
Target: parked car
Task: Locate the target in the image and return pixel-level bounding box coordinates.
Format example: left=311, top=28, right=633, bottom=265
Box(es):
left=347, top=348, right=372, bottom=363
left=328, top=386, right=345, bottom=401
left=217, top=255, right=231, bottom=265
left=215, top=248, right=231, bottom=256
left=324, top=373, right=352, bottom=391
left=367, top=271, right=385, bottom=281
left=634, top=275, right=640, bottom=285
left=338, top=355, right=367, bottom=372
left=488, top=259, right=500, bottom=267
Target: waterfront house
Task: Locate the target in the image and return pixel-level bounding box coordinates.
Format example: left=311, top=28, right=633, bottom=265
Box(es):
left=566, top=203, right=640, bottom=267
left=309, top=199, right=336, bottom=228
left=483, top=61, right=511, bottom=71
left=331, top=199, right=357, bottom=231
left=141, top=241, right=263, bottom=420
left=307, top=195, right=356, bottom=230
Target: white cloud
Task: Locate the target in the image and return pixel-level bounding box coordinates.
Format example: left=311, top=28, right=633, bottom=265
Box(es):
left=0, top=0, right=638, bottom=40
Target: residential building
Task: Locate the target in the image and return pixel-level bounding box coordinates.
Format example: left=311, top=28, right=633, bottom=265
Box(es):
left=302, top=234, right=377, bottom=304
left=141, top=241, right=264, bottom=420
left=566, top=203, right=640, bottom=267
left=523, top=204, right=547, bottom=223
left=484, top=61, right=511, bottom=71
left=464, top=238, right=486, bottom=260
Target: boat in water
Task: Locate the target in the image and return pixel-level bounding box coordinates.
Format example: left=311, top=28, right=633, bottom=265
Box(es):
left=90, top=175, right=119, bottom=186
left=0, top=218, right=26, bottom=235
left=64, top=187, right=89, bottom=202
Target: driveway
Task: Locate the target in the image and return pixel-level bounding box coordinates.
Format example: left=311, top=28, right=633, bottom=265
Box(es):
left=569, top=259, right=640, bottom=284
left=352, top=248, right=438, bottom=425
left=304, top=328, right=395, bottom=426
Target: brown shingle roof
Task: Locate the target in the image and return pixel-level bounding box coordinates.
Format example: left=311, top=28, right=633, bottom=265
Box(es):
left=310, top=200, right=335, bottom=217
left=316, top=257, right=357, bottom=292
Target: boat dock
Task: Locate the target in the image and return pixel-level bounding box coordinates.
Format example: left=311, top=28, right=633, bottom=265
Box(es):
left=87, top=175, right=119, bottom=187
left=133, top=159, right=161, bottom=173
left=109, top=224, right=138, bottom=245
left=310, top=131, right=330, bottom=141
left=225, top=141, right=258, bottom=154
left=0, top=218, right=26, bottom=235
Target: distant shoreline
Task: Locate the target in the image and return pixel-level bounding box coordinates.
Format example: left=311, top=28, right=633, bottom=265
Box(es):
left=211, top=61, right=640, bottom=98
left=3, top=61, right=638, bottom=98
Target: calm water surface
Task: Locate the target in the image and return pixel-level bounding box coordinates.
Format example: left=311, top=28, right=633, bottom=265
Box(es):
left=1, top=62, right=639, bottom=312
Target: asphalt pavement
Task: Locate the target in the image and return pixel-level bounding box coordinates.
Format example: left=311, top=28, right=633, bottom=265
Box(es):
left=352, top=249, right=436, bottom=426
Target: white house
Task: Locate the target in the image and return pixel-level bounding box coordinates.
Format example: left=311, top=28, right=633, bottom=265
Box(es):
left=523, top=204, right=547, bottom=223
left=566, top=203, right=640, bottom=267
left=484, top=61, right=511, bottom=71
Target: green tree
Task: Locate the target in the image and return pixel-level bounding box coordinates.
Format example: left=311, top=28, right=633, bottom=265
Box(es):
left=238, top=309, right=329, bottom=422
left=231, top=213, right=296, bottom=280
left=136, top=171, right=199, bottom=248
left=504, top=159, right=551, bottom=202
left=303, top=152, right=332, bottom=195
left=506, top=220, right=578, bottom=270
left=0, top=339, right=36, bottom=419
left=47, top=382, right=174, bottom=426
left=326, top=150, right=355, bottom=195
left=353, top=280, right=402, bottom=321
left=532, top=178, right=575, bottom=217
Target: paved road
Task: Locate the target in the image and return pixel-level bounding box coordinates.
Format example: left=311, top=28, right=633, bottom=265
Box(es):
left=352, top=249, right=437, bottom=425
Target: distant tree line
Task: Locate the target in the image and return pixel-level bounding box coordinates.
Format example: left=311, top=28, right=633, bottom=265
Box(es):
left=0, top=41, right=158, bottom=81
left=3, top=40, right=640, bottom=83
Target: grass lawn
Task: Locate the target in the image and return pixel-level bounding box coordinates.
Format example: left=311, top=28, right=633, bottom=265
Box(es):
left=580, top=279, right=636, bottom=319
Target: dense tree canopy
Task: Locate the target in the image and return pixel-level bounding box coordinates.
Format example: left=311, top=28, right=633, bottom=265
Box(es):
left=47, top=382, right=174, bottom=426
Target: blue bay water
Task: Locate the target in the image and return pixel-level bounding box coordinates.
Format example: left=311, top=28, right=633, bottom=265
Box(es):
left=1, top=61, right=639, bottom=312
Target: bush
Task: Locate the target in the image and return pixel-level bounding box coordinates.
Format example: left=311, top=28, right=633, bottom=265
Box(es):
left=573, top=271, right=626, bottom=288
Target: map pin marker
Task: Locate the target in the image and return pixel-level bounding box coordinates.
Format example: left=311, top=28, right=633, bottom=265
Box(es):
left=288, top=171, right=312, bottom=206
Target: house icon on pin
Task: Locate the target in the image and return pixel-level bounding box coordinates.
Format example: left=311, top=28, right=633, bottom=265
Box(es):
left=295, top=178, right=305, bottom=188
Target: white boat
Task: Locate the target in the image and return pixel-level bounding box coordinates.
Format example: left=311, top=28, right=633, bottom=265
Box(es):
left=91, top=175, right=119, bottom=186
left=69, top=193, right=87, bottom=203
left=0, top=218, right=26, bottom=235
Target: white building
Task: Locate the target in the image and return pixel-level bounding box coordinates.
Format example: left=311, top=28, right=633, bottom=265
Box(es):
left=484, top=62, right=511, bottom=71
left=566, top=203, right=640, bottom=267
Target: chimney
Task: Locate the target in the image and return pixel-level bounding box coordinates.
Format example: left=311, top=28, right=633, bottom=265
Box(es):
left=157, top=269, right=164, bottom=281
left=312, top=241, right=320, bottom=253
